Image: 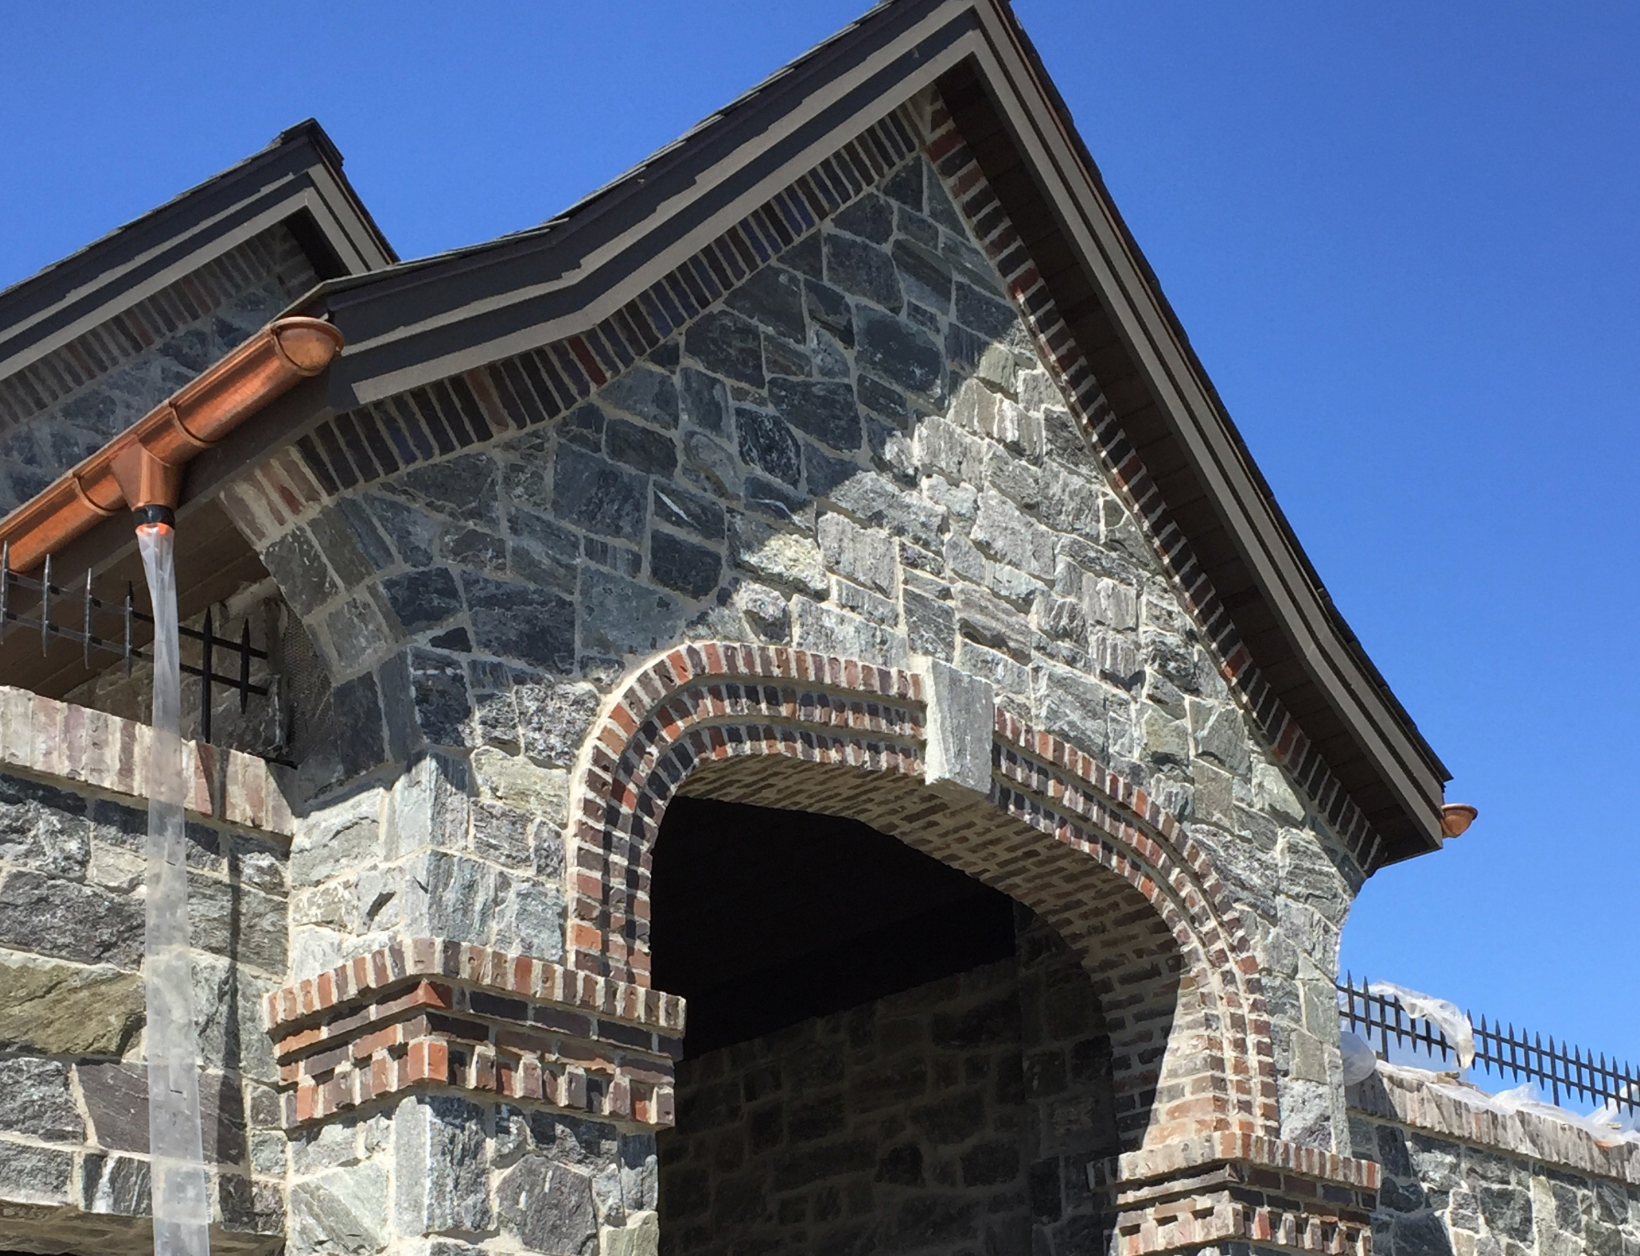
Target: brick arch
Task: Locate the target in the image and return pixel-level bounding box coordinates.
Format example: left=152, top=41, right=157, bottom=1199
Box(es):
left=566, top=641, right=1280, bottom=1149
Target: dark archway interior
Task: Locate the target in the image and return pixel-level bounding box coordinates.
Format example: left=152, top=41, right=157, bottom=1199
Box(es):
left=650, top=796, right=1016, bottom=1057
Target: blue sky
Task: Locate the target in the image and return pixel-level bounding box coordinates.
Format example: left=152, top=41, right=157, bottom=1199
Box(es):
left=3, top=4, right=1636, bottom=1058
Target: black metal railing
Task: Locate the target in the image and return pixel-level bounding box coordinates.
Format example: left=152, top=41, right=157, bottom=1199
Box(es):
left=1338, top=974, right=1640, bottom=1115
left=0, top=544, right=270, bottom=743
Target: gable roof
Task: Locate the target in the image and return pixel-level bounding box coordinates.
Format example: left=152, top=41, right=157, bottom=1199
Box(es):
left=15, top=0, right=1451, bottom=864
left=0, top=119, right=395, bottom=385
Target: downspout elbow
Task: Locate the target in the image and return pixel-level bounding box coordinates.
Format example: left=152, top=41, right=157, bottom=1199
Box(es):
left=0, top=316, right=343, bottom=567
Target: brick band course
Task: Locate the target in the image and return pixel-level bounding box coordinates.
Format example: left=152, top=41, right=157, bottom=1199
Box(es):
left=1093, top=1132, right=1382, bottom=1256
left=265, top=936, right=686, bottom=1128
left=0, top=684, right=292, bottom=836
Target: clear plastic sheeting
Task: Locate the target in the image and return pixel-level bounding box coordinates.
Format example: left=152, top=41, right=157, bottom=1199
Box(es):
left=1436, top=1077, right=1640, bottom=1145
left=138, top=523, right=211, bottom=1256
left=1340, top=1030, right=1379, bottom=1086
left=1369, top=980, right=1476, bottom=1070
left=1586, top=1085, right=1640, bottom=1139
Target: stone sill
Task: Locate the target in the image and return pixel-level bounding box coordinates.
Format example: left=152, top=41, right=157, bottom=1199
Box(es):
left=0, top=686, right=293, bottom=838
left=1350, top=1062, right=1640, bottom=1187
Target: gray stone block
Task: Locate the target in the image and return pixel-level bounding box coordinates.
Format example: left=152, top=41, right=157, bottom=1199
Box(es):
left=824, top=232, right=902, bottom=311
left=290, top=1164, right=389, bottom=1255
left=725, top=266, right=807, bottom=344
left=685, top=309, right=765, bottom=388
left=735, top=404, right=802, bottom=486
left=554, top=446, right=649, bottom=543
left=497, top=1156, right=599, bottom=1255
left=0, top=1057, right=81, bottom=1143
left=81, top=1151, right=151, bottom=1217
left=856, top=306, right=942, bottom=397
left=918, top=658, right=994, bottom=799
left=768, top=378, right=861, bottom=454
left=0, top=870, right=143, bottom=968
left=394, top=1095, right=494, bottom=1238
left=678, top=367, right=727, bottom=434
left=601, top=364, right=679, bottom=429
left=462, top=574, right=577, bottom=672
left=792, top=598, right=909, bottom=670
left=0, top=1139, right=73, bottom=1204
left=581, top=568, right=684, bottom=657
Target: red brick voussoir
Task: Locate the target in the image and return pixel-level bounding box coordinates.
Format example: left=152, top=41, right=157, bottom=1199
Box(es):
left=568, top=642, right=1281, bottom=1153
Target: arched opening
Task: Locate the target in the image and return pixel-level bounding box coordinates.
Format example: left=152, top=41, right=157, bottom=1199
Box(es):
left=573, top=644, right=1281, bottom=1252
left=651, top=795, right=1121, bottom=1255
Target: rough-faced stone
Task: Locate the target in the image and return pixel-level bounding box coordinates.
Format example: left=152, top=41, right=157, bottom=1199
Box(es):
left=833, top=191, right=895, bottom=245
left=767, top=378, right=861, bottom=455
left=919, top=659, right=995, bottom=798
left=513, top=677, right=601, bottom=767
left=649, top=531, right=723, bottom=600
left=0, top=871, right=144, bottom=968
left=290, top=1165, right=389, bottom=1255
left=0, top=954, right=145, bottom=1056
left=497, top=1157, right=599, bottom=1255
left=581, top=568, right=684, bottom=657
left=381, top=566, right=462, bottom=633
left=0, top=1057, right=81, bottom=1143
left=855, top=306, right=943, bottom=396
left=725, top=266, right=807, bottom=345
left=893, top=238, right=954, bottom=312
left=824, top=232, right=902, bottom=311
left=606, top=417, right=678, bottom=476
left=332, top=671, right=388, bottom=774
left=685, top=309, right=765, bottom=388
left=735, top=405, right=803, bottom=486
left=261, top=526, right=340, bottom=618
left=600, top=364, right=680, bottom=429
left=0, top=1140, right=73, bottom=1204
left=462, top=574, right=577, bottom=672
left=678, top=366, right=727, bottom=435
left=652, top=483, right=725, bottom=541
left=554, top=446, right=649, bottom=544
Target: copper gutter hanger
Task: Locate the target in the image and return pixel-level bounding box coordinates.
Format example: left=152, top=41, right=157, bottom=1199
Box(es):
left=0, top=317, right=343, bottom=568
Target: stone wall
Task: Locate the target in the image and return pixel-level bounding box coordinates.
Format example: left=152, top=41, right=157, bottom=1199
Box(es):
left=0, top=223, right=318, bottom=515
left=277, top=1097, right=657, bottom=1256
left=226, top=97, right=1362, bottom=1156
left=1350, top=1067, right=1640, bottom=1256
left=659, top=911, right=1111, bottom=1256
left=0, top=744, right=291, bottom=1252
left=0, top=92, right=1398, bottom=1256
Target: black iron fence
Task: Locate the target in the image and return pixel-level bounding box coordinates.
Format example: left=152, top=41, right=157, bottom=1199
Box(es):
left=0, top=546, right=270, bottom=743
left=1338, top=974, right=1640, bottom=1115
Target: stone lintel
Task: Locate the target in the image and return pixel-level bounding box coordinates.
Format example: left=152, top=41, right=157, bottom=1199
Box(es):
left=915, top=657, right=994, bottom=798
left=266, top=938, right=686, bottom=1129
left=1089, top=1133, right=1380, bottom=1256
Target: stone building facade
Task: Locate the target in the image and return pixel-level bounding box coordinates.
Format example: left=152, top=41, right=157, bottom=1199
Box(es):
left=0, top=3, right=1630, bottom=1256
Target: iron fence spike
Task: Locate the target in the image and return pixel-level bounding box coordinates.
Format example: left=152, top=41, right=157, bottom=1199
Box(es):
left=83, top=570, right=92, bottom=670
left=124, top=583, right=134, bottom=676
left=201, top=606, right=213, bottom=744
left=40, top=552, right=50, bottom=655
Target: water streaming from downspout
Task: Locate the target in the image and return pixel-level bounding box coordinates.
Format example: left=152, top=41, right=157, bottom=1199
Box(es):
left=138, top=520, right=212, bottom=1256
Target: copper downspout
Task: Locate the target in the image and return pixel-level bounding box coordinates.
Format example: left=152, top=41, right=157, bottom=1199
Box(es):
left=0, top=316, right=343, bottom=570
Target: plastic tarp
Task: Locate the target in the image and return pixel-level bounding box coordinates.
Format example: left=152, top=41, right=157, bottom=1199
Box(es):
left=1369, top=980, right=1476, bottom=1070
left=1340, top=1030, right=1378, bottom=1086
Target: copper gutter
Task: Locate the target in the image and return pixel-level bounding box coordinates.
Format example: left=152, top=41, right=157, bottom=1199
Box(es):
left=0, top=316, right=343, bottom=571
